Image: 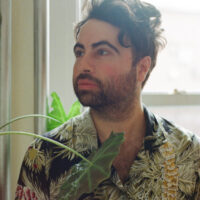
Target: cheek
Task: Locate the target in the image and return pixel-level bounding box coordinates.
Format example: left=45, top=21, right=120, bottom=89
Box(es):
left=100, top=64, right=119, bottom=77
left=99, top=56, right=132, bottom=77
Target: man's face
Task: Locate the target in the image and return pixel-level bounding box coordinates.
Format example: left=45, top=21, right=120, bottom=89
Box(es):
left=73, top=19, right=139, bottom=109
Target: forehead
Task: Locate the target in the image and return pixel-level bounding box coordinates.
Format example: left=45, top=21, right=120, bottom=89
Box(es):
left=77, top=19, right=120, bottom=46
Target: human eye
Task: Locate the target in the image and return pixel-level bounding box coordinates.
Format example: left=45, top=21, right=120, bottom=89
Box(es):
left=74, top=49, right=84, bottom=58
left=97, top=49, right=109, bottom=56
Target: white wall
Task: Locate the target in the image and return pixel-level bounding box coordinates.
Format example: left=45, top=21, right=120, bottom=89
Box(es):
left=11, top=0, right=34, bottom=199
left=49, top=0, right=80, bottom=113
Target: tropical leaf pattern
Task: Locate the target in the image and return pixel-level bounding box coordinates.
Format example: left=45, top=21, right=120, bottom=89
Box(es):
left=15, top=107, right=200, bottom=200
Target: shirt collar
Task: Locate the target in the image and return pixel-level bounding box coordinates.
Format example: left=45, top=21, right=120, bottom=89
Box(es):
left=143, top=105, right=166, bottom=153
left=81, top=105, right=166, bottom=152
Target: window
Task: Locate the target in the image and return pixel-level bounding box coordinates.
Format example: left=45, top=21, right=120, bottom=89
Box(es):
left=143, top=0, right=200, bottom=135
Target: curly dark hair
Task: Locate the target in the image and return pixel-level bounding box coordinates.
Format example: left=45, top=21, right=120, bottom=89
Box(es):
left=74, top=0, right=166, bottom=87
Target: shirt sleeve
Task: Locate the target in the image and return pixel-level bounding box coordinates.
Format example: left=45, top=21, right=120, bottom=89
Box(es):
left=15, top=139, right=50, bottom=200
left=14, top=132, right=85, bottom=200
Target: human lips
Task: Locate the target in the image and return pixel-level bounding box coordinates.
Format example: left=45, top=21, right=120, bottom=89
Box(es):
left=77, top=79, right=99, bottom=90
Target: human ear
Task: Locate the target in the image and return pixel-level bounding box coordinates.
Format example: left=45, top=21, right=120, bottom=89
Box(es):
left=137, top=56, right=151, bottom=83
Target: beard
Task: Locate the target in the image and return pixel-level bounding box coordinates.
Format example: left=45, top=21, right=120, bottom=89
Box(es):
left=73, top=67, right=138, bottom=114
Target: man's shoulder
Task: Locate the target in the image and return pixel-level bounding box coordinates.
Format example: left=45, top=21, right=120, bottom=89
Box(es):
left=156, top=115, right=200, bottom=156
left=144, top=106, right=200, bottom=151
left=45, top=108, right=96, bottom=139
left=159, top=115, right=199, bottom=140
left=37, top=108, right=98, bottom=152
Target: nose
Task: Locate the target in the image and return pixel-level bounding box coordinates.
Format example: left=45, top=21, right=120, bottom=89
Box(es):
left=76, top=53, right=94, bottom=73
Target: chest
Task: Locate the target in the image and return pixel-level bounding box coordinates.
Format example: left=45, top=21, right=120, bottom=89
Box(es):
left=111, top=148, right=197, bottom=200
left=112, top=149, right=138, bottom=183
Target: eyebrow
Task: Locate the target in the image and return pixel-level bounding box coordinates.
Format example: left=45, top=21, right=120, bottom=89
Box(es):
left=92, top=40, right=120, bottom=54
left=73, top=40, right=120, bottom=54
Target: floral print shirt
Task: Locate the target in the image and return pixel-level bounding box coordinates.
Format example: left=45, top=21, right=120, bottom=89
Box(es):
left=15, top=106, right=200, bottom=200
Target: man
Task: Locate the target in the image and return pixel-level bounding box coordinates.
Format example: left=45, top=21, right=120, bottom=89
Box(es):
left=15, top=0, right=200, bottom=199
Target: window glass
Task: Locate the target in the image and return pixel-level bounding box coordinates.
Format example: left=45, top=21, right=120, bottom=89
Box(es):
left=143, top=0, right=200, bottom=93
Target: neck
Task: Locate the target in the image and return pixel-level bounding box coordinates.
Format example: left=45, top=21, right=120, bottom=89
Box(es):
left=90, top=99, right=146, bottom=144
left=90, top=98, right=146, bottom=184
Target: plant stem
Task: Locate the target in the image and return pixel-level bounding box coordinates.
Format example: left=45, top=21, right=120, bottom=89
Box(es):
left=0, top=131, right=93, bottom=165
left=0, top=114, right=62, bottom=130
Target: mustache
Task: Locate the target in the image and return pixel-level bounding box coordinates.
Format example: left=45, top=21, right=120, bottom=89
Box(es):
left=75, top=73, right=102, bottom=87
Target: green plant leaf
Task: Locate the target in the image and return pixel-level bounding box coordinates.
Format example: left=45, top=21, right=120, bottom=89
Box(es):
left=59, top=132, right=124, bottom=200
left=49, top=92, right=68, bottom=121
left=66, top=101, right=81, bottom=121
left=0, top=114, right=61, bottom=130
left=47, top=92, right=81, bottom=131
